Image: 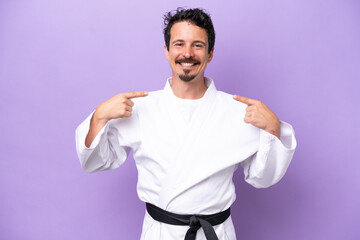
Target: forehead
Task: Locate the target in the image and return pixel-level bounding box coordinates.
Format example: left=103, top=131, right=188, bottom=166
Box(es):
left=170, top=21, right=208, bottom=43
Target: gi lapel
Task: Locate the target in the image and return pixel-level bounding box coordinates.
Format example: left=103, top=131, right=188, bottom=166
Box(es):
left=159, top=78, right=218, bottom=209
left=162, top=79, right=189, bottom=141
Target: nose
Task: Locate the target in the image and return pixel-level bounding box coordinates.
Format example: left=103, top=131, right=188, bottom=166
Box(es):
left=183, top=44, right=194, bottom=58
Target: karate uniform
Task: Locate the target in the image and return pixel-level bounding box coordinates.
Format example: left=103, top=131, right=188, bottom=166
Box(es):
left=75, top=78, right=296, bottom=240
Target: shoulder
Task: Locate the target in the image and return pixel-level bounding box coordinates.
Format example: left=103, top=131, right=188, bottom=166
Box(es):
left=132, top=89, right=165, bottom=108
left=215, top=90, right=247, bottom=113
left=147, top=89, right=165, bottom=100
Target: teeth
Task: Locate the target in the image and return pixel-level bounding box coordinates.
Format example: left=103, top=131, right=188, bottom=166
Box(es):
left=181, top=63, right=194, bottom=67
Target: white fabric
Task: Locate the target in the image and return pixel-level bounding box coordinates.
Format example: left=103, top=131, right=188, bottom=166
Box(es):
left=75, top=78, right=296, bottom=240
left=175, top=96, right=203, bottom=125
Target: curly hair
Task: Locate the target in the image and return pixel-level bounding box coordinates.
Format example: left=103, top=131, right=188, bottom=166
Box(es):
left=163, top=8, right=215, bottom=53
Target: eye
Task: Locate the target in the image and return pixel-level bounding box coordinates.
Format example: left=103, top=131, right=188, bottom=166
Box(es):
left=195, top=44, right=204, bottom=48
left=174, top=43, right=183, bottom=47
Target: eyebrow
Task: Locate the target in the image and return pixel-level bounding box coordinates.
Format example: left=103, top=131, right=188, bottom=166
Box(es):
left=193, top=41, right=206, bottom=45
left=171, top=40, right=207, bottom=45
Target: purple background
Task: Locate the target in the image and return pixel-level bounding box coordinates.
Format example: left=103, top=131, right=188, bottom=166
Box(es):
left=1, top=0, right=359, bottom=239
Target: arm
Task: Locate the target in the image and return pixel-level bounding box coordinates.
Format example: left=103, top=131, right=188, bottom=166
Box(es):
left=75, top=91, right=148, bottom=173
left=85, top=91, right=148, bottom=147
left=240, top=121, right=296, bottom=188
left=75, top=113, right=123, bottom=173
left=233, top=95, right=296, bottom=188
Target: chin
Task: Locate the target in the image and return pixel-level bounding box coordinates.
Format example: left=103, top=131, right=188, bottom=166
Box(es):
left=179, top=74, right=197, bottom=82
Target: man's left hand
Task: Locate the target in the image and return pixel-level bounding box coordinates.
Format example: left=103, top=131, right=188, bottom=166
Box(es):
left=233, top=95, right=281, bottom=139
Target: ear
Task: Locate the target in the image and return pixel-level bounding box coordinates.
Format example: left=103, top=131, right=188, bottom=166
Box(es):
left=207, top=48, right=214, bottom=63
left=164, top=45, right=170, bottom=61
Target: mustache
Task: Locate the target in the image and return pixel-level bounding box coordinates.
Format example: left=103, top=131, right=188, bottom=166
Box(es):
left=175, top=57, right=201, bottom=64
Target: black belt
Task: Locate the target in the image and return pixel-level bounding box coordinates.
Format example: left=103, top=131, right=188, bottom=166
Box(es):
left=146, top=203, right=230, bottom=240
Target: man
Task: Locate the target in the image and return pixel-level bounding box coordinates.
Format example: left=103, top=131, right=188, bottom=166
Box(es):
left=75, top=8, right=296, bottom=240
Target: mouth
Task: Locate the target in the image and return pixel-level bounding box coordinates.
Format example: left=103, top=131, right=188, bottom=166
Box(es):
left=176, top=60, right=200, bottom=68
left=180, top=62, right=197, bottom=67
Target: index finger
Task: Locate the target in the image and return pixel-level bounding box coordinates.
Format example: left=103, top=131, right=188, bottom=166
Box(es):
left=123, top=91, right=148, bottom=99
left=233, top=95, right=257, bottom=105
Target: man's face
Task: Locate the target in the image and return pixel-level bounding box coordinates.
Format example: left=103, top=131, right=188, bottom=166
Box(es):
left=165, top=21, right=214, bottom=82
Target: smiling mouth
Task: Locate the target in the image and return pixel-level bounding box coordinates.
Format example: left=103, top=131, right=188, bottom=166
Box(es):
left=176, top=60, right=200, bottom=68
left=180, top=62, right=197, bottom=67
left=175, top=57, right=200, bottom=67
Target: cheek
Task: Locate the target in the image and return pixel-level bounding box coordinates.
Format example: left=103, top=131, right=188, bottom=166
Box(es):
left=197, top=52, right=207, bottom=61
left=168, top=53, right=178, bottom=61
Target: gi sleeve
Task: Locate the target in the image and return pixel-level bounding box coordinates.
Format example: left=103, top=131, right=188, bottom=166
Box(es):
left=240, top=121, right=296, bottom=188
left=75, top=110, right=140, bottom=173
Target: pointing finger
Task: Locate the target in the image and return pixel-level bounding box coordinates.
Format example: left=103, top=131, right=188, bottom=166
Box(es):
left=124, top=91, right=148, bottom=99
left=233, top=95, right=257, bottom=105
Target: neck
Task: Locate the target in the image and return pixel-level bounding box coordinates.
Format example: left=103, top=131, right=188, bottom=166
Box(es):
left=170, top=75, right=208, bottom=99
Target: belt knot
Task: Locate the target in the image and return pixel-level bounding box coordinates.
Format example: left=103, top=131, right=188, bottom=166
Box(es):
left=189, top=216, right=200, bottom=228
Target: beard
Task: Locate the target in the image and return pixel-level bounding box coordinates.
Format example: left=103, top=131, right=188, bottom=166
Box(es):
left=179, top=72, right=197, bottom=82
left=176, top=57, right=200, bottom=82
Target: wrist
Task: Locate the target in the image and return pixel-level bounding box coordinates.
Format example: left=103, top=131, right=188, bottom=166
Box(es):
left=93, top=108, right=109, bottom=125
left=264, top=121, right=281, bottom=139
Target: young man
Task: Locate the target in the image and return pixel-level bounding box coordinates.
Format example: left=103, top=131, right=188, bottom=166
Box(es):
left=76, top=8, right=296, bottom=240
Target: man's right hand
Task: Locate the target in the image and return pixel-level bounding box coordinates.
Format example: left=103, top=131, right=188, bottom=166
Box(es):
left=94, top=91, right=149, bottom=122
left=85, top=91, right=148, bottom=147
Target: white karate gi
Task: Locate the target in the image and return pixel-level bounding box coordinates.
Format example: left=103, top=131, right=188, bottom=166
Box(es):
left=75, top=78, right=296, bottom=240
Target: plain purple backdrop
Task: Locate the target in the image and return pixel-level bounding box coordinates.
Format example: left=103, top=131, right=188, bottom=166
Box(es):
left=1, top=0, right=359, bottom=239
